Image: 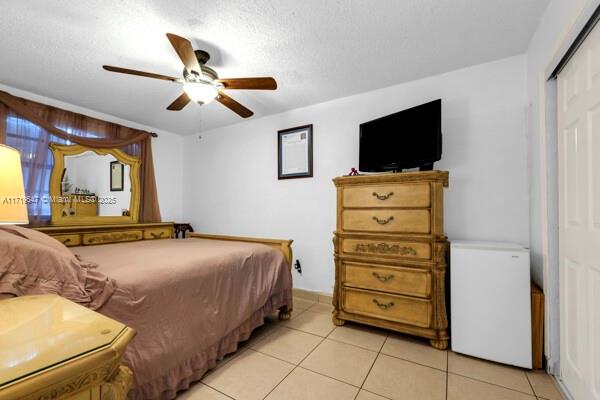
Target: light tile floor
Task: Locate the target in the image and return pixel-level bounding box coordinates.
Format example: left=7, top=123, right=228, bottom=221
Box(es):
left=178, top=297, right=565, bottom=400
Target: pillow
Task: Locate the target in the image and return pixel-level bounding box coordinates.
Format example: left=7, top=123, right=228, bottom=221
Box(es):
left=0, top=225, right=74, bottom=258
left=0, top=230, right=115, bottom=310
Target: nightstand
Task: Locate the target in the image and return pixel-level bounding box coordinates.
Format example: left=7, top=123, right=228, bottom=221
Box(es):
left=173, top=222, right=194, bottom=239
left=0, top=294, right=135, bottom=400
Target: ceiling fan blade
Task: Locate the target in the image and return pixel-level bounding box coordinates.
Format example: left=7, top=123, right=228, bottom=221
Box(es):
left=102, top=65, right=178, bottom=82
left=166, top=33, right=202, bottom=75
left=216, top=92, right=254, bottom=118
left=166, top=92, right=191, bottom=111
left=216, top=77, right=277, bottom=90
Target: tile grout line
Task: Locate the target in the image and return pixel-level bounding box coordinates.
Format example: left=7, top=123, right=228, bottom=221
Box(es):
left=254, top=328, right=536, bottom=400
left=378, top=350, right=449, bottom=373
left=290, top=330, right=381, bottom=392
left=449, top=371, right=538, bottom=397
left=446, top=348, right=449, bottom=400
left=357, top=352, right=381, bottom=394
left=259, top=330, right=328, bottom=400
left=325, top=335, right=387, bottom=352
left=203, top=308, right=317, bottom=400
left=354, top=332, right=391, bottom=399
left=524, top=370, right=540, bottom=399
left=199, top=382, right=237, bottom=399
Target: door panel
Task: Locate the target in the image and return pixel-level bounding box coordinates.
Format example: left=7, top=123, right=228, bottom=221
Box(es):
left=564, top=122, right=581, bottom=227
left=589, top=102, right=600, bottom=231
left=564, top=259, right=583, bottom=378
left=591, top=267, right=600, bottom=398
left=558, top=19, right=600, bottom=400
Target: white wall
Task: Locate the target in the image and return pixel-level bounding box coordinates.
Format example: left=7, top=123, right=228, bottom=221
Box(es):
left=65, top=152, right=132, bottom=216
left=0, top=83, right=185, bottom=221
left=526, top=0, right=600, bottom=374
left=183, top=55, right=530, bottom=294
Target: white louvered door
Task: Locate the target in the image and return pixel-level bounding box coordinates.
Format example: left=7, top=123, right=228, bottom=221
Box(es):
left=557, top=20, right=600, bottom=400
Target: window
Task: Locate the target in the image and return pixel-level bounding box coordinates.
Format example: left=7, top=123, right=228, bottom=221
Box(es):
left=5, top=116, right=69, bottom=219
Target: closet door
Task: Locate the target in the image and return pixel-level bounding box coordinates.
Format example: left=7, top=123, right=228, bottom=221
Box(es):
left=557, top=19, right=600, bottom=400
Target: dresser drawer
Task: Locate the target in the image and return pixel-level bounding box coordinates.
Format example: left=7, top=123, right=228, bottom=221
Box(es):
left=143, top=227, right=172, bottom=240
left=82, top=230, right=143, bottom=245
left=343, top=183, right=430, bottom=208
left=342, top=288, right=432, bottom=328
left=341, top=237, right=431, bottom=260
left=52, top=234, right=82, bottom=247
left=342, top=209, right=430, bottom=234
left=343, top=262, right=431, bottom=298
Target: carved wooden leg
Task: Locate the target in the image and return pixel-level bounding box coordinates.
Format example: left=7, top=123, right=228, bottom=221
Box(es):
left=101, top=366, right=133, bottom=400
left=332, top=315, right=346, bottom=326
left=429, top=339, right=448, bottom=350
left=278, top=305, right=292, bottom=320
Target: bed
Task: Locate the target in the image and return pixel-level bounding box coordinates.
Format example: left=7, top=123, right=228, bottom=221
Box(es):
left=0, top=226, right=294, bottom=400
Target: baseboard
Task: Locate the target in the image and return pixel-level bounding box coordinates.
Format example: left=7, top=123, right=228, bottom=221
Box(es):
left=553, top=376, right=574, bottom=400
left=545, top=356, right=573, bottom=400
left=293, top=288, right=333, bottom=304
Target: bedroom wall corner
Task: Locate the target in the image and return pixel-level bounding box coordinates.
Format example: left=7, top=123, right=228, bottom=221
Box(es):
left=0, top=83, right=185, bottom=222
left=525, top=0, right=600, bottom=373
left=182, top=55, right=530, bottom=295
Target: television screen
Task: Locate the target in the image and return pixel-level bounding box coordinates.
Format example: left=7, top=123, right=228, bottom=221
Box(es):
left=359, top=99, right=442, bottom=172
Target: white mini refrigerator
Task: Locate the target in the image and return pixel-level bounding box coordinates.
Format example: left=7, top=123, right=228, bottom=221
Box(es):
left=450, top=241, right=532, bottom=368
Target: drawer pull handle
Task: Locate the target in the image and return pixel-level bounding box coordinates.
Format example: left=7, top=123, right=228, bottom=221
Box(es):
left=372, top=216, right=394, bottom=225
left=61, top=238, right=71, bottom=244
left=151, top=231, right=165, bottom=239
left=372, top=272, right=395, bottom=282
left=372, top=299, right=395, bottom=310
left=372, top=191, right=394, bottom=200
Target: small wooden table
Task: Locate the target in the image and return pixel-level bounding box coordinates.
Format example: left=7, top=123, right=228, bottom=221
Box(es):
left=173, top=222, right=194, bottom=239
left=0, top=294, right=135, bottom=400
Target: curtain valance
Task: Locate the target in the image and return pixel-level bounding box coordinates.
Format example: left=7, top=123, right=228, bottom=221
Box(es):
left=0, top=91, right=161, bottom=224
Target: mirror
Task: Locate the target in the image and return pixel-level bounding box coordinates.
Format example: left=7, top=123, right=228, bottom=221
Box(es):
left=49, top=143, right=140, bottom=225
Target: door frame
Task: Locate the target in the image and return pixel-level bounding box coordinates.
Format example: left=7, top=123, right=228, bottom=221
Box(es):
left=537, top=0, right=600, bottom=390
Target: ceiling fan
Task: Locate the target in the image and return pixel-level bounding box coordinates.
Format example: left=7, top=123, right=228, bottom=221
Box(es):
left=102, top=33, right=277, bottom=118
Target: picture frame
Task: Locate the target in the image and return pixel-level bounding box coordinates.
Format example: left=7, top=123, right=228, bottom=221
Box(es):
left=278, top=124, right=313, bottom=179
left=110, top=161, right=124, bottom=191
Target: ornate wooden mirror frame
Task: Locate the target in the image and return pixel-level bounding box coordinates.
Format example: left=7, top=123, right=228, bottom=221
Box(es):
left=49, top=143, right=141, bottom=225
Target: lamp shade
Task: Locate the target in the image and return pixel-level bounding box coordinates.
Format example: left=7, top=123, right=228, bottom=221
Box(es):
left=0, top=144, right=28, bottom=224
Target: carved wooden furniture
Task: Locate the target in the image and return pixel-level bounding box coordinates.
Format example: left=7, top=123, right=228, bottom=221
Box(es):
left=531, top=283, right=544, bottom=369
left=49, top=143, right=141, bottom=226
left=0, top=294, right=135, bottom=400
left=332, top=171, right=449, bottom=349
left=67, top=194, right=99, bottom=217
left=173, top=222, right=194, bottom=239
left=35, top=222, right=174, bottom=247
left=188, top=232, right=294, bottom=320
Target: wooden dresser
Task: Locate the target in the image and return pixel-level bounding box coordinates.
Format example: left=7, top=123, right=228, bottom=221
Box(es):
left=0, top=294, right=135, bottom=400
left=35, top=222, right=174, bottom=247
left=332, top=171, right=449, bottom=349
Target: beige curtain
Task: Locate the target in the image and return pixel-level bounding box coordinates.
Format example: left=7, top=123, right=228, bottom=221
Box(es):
left=0, top=91, right=161, bottom=225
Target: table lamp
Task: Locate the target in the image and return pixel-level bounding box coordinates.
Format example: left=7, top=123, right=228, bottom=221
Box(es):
left=0, top=144, right=28, bottom=224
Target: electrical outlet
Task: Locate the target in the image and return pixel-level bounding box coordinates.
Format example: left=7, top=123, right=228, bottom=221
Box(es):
left=294, top=260, right=302, bottom=274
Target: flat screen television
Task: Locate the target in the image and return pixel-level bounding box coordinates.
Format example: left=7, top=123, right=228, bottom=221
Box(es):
left=359, top=99, right=442, bottom=172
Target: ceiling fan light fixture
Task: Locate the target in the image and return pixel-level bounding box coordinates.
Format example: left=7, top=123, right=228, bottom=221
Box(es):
left=183, top=82, right=218, bottom=104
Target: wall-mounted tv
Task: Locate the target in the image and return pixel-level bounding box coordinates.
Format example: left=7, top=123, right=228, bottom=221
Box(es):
left=359, top=99, right=442, bottom=172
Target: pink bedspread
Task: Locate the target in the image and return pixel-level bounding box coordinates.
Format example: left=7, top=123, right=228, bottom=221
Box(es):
left=73, top=238, right=293, bottom=400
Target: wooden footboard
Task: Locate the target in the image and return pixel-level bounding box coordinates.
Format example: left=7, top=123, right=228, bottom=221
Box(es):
left=187, top=233, right=293, bottom=268
left=187, top=233, right=294, bottom=320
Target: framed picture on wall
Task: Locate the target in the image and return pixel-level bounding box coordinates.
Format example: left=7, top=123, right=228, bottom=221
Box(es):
left=110, top=161, right=124, bottom=191
left=278, top=124, right=313, bottom=179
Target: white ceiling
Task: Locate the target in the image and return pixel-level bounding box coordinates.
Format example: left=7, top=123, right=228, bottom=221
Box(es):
left=0, top=0, right=548, bottom=135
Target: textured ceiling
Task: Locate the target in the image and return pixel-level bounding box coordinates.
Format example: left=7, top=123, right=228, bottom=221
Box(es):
left=0, top=0, right=548, bottom=134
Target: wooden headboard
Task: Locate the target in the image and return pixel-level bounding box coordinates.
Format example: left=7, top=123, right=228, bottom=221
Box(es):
left=33, top=224, right=294, bottom=270
left=34, top=222, right=174, bottom=247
